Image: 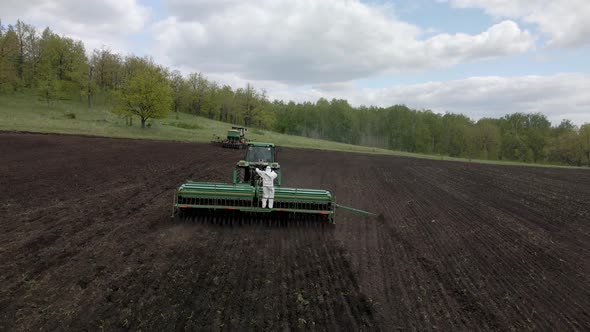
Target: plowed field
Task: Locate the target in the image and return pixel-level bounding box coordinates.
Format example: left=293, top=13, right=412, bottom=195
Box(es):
left=1, top=133, right=589, bottom=331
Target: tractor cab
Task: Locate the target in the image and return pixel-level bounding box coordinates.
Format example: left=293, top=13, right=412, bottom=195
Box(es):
left=245, top=142, right=276, bottom=164
left=226, top=126, right=247, bottom=141
left=232, top=126, right=247, bottom=137
left=224, top=126, right=247, bottom=145
left=234, top=142, right=281, bottom=186
left=226, top=129, right=241, bottom=140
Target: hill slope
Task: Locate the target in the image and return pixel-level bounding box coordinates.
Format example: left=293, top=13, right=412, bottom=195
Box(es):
left=0, top=94, right=580, bottom=168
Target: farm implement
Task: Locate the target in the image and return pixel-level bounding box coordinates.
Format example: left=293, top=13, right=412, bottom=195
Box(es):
left=172, top=142, right=374, bottom=226
left=211, top=126, right=248, bottom=149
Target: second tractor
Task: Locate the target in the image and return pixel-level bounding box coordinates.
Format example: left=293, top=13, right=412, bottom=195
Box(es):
left=212, top=126, right=248, bottom=149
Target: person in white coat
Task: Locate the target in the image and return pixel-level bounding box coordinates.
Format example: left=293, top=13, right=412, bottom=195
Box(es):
left=255, top=166, right=278, bottom=208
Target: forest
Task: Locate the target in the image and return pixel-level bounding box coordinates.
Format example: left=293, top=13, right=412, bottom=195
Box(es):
left=1, top=19, right=589, bottom=166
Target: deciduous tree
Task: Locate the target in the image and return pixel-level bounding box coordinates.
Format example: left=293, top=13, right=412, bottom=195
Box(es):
left=114, top=64, right=173, bottom=128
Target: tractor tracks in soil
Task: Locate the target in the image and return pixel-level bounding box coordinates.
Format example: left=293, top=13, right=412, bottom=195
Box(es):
left=1, top=133, right=589, bottom=331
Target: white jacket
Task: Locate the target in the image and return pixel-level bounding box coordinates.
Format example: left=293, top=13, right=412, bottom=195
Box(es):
left=255, top=168, right=277, bottom=187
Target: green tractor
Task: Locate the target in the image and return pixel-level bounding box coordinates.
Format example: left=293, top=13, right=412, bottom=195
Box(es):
left=173, top=142, right=374, bottom=226
left=233, top=142, right=281, bottom=185
left=211, top=126, right=247, bottom=149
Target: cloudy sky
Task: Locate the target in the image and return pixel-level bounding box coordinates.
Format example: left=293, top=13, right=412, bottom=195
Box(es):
left=2, top=0, right=589, bottom=124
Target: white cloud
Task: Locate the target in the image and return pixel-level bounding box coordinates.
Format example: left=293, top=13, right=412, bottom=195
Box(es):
left=268, top=74, right=590, bottom=125
left=0, top=0, right=150, bottom=52
left=164, top=0, right=242, bottom=20
left=153, top=0, right=534, bottom=84
left=312, top=81, right=355, bottom=92
left=3, top=1, right=585, bottom=126
left=440, top=0, right=590, bottom=47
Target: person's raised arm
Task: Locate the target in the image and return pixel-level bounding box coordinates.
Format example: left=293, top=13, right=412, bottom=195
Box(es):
left=255, top=168, right=264, bottom=177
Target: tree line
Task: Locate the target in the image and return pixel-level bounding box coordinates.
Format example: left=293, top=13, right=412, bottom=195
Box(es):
left=1, top=19, right=589, bottom=166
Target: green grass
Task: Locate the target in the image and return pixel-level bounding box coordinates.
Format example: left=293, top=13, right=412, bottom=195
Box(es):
left=0, top=93, right=402, bottom=153
left=0, top=93, right=583, bottom=169
left=167, top=121, right=203, bottom=130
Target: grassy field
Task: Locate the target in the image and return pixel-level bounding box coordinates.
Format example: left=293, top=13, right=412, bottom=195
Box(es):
left=0, top=94, right=398, bottom=153
left=0, top=94, right=581, bottom=168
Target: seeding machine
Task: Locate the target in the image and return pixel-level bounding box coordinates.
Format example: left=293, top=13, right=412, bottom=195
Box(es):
left=172, top=142, right=374, bottom=226
left=211, top=126, right=248, bottom=149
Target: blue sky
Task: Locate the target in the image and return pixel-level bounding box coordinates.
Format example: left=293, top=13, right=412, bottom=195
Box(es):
left=2, top=0, right=589, bottom=124
left=389, top=0, right=493, bottom=34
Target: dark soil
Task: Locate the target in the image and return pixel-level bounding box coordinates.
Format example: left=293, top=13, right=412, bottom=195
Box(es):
left=1, top=133, right=589, bottom=331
